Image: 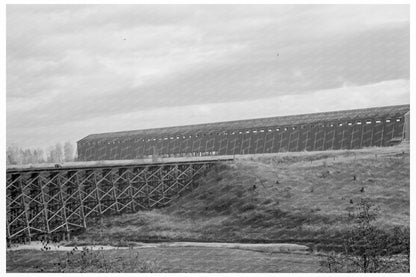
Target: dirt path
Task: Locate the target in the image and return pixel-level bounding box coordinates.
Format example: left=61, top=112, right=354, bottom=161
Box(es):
left=7, top=240, right=309, bottom=254
left=7, top=244, right=320, bottom=273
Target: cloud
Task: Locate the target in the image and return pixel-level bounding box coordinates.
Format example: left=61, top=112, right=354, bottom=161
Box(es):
left=7, top=79, right=409, bottom=149
left=6, top=5, right=410, bottom=149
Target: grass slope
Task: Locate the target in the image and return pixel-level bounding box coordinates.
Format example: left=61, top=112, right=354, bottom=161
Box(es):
left=77, top=143, right=409, bottom=247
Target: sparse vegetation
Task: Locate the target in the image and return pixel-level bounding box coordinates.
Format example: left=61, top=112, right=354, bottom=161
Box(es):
left=320, top=198, right=409, bottom=273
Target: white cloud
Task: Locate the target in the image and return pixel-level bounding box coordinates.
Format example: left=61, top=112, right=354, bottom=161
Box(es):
left=6, top=5, right=410, bottom=149
left=7, top=79, right=409, bottom=149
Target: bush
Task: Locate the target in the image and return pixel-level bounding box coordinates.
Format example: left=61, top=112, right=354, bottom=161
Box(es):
left=321, top=198, right=409, bottom=273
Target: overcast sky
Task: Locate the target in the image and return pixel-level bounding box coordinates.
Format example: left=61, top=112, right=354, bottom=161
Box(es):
left=7, top=4, right=409, bottom=149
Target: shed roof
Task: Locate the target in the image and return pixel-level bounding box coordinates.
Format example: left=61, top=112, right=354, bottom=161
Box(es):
left=79, top=104, right=410, bottom=143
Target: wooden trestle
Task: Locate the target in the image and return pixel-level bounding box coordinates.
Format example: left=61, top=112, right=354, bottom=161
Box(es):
left=6, top=159, right=226, bottom=241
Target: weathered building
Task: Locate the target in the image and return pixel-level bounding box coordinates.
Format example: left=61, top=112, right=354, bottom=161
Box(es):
left=78, top=104, right=410, bottom=161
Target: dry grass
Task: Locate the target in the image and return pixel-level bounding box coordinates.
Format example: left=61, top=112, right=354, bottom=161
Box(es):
left=7, top=246, right=322, bottom=273
left=76, top=143, right=409, bottom=246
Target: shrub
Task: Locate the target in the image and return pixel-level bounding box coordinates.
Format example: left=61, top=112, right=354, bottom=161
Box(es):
left=320, top=198, right=409, bottom=273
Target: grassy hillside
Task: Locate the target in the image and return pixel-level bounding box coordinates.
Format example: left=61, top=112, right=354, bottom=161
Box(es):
left=76, top=143, right=409, bottom=248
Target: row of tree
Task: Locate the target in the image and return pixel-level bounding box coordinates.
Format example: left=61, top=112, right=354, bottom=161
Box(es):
left=6, top=142, right=76, bottom=165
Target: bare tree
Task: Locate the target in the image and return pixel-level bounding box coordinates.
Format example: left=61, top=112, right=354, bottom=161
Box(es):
left=46, top=144, right=63, bottom=163
left=7, top=142, right=73, bottom=165
left=321, top=198, right=409, bottom=273
left=64, top=142, right=74, bottom=162
left=22, top=149, right=34, bottom=164
left=33, top=149, right=45, bottom=164
left=6, top=144, right=21, bottom=165
left=46, top=146, right=55, bottom=163
left=54, top=143, right=64, bottom=163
